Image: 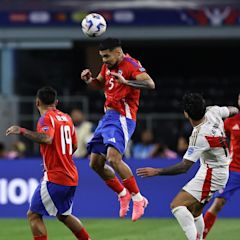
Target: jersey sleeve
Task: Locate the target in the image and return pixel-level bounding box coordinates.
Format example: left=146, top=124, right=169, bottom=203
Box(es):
left=37, top=114, right=55, bottom=138
left=99, top=64, right=106, bottom=79
left=128, top=60, right=146, bottom=79
left=218, top=106, right=230, bottom=118
left=207, top=106, right=230, bottom=119
left=183, top=134, right=209, bottom=162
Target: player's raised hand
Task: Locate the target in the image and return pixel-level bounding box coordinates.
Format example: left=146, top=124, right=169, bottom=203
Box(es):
left=137, top=167, right=160, bottom=178
left=81, top=69, right=92, bottom=83
left=6, top=125, right=21, bottom=136
left=110, top=72, right=128, bottom=85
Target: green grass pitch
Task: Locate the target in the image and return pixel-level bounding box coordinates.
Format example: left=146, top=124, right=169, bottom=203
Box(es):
left=0, top=218, right=239, bottom=240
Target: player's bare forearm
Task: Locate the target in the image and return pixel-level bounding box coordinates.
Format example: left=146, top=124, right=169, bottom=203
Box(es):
left=87, top=78, right=105, bottom=90
left=157, top=159, right=194, bottom=175
left=137, top=159, right=194, bottom=177
left=6, top=125, right=52, bottom=144
left=125, top=79, right=155, bottom=90
left=110, top=72, right=155, bottom=90
left=22, top=129, right=53, bottom=144
left=81, top=69, right=104, bottom=90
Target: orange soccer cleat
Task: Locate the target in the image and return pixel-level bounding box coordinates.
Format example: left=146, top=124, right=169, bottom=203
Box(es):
left=118, top=190, right=131, bottom=218
left=132, top=197, right=148, bottom=222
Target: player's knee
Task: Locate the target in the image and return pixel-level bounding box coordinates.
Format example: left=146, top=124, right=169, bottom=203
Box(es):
left=89, top=160, right=102, bottom=172
left=107, top=153, right=121, bottom=167
left=108, top=157, right=118, bottom=167
left=107, top=148, right=121, bottom=164
left=170, top=201, right=179, bottom=210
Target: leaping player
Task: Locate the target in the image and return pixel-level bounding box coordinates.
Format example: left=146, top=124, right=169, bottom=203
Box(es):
left=81, top=38, right=155, bottom=221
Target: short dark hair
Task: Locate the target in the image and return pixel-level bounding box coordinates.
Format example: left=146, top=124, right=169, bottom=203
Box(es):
left=99, top=37, right=121, bottom=51
left=182, top=93, right=206, bottom=121
left=36, top=86, right=57, bottom=105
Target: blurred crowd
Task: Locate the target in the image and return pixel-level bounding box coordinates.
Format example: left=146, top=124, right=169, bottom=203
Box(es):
left=0, top=108, right=192, bottom=160
left=0, top=140, right=27, bottom=159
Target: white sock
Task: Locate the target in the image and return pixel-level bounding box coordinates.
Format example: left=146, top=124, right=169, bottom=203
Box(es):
left=172, top=206, right=197, bottom=240
left=118, top=188, right=127, bottom=197
left=194, top=214, right=204, bottom=240
left=132, top=192, right=143, bottom=201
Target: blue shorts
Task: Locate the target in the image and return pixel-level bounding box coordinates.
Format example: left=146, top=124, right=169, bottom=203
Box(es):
left=214, top=171, right=240, bottom=201
left=87, top=110, right=136, bottom=155
left=30, top=181, right=76, bottom=216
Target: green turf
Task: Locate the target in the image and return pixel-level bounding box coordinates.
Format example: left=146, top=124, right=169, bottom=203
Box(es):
left=0, top=218, right=239, bottom=240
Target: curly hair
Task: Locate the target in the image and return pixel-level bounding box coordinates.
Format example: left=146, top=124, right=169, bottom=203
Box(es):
left=182, top=93, right=206, bottom=121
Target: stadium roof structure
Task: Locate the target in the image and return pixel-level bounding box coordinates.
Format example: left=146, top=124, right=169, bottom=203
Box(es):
left=0, top=0, right=240, bottom=10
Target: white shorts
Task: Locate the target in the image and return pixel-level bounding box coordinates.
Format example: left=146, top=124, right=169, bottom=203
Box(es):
left=183, top=165, right=229, bottom=204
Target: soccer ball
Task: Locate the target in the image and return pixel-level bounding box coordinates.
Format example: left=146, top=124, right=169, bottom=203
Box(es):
left=81, top=13, right=107, bottom=37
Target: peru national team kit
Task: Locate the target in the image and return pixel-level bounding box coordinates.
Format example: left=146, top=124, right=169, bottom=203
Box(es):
left=183, top=106, right=231, bottom=203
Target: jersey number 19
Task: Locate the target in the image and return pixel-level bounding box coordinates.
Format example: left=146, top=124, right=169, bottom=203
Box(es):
left=60, top=125, right=72, bottom=155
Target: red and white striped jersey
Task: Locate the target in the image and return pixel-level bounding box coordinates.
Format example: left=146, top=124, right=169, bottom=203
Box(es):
left=184, top=106, right=231, bottom=168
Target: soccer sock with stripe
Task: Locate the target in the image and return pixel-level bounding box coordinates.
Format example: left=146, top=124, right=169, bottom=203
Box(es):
left=203, top=211, right=217, bottom=239
left=33, top=236, right=48, bottom=240
left=74, top=227, right=90, bottom=240
left=105, top=176, right=125, bottom=194
left=194, top=214, right=204, bottom=239
left=172, top=206, right=198, bottom=240
left=122, top=176, right=143, bottom=201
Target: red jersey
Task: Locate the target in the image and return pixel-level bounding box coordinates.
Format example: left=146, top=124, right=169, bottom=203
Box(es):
left=100, top=54, right=146, bottom=121
left=224, top=114, right=240, bottom=172
left=37, top=109, right=78, bottom=186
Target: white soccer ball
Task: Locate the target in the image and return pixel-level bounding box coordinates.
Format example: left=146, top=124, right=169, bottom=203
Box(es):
left=81, top=13, right=107, bottom=37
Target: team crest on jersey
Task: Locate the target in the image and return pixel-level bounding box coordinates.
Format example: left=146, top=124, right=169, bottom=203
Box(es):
left=42, top=126, right=49, bottom=132
left=218, top=188, right=224, bottom=194
left=232, top=124, right=240, bottom=130
left=106, top=70, right=110, bottom=75
left=139, top=67, right=146, bottom=72
left=187, top=147, right=194, bottom=155
left=108, top=137, right=116, bottom=143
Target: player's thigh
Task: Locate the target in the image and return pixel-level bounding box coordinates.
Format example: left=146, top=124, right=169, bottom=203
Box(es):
left=171, top=190, right=204, bottom=217
left=89, top=152, right=106, bottom=169
left=106, top=146, right=122, bottom=163
left=171, top=190, right=202, bottom=212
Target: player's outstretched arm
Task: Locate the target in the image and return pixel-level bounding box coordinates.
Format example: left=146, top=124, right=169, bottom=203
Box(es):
left=6, top=125, right=52, bottom=144
left=111, top=72, right=155, bottom=90
left=227, top=106, right=239, bottom=117
left=137, top=159, right=194, bottom=178
left=81, top=69, right=105, bottom=89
